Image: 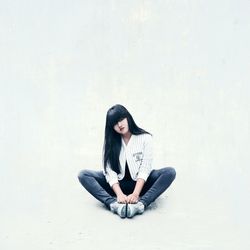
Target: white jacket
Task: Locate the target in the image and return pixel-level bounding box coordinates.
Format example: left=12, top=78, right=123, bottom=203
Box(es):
left=103, top=133, right=153, bottom=187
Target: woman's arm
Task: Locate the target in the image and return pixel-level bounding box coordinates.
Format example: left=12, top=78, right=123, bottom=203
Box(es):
left=126, top=178, right=145, bottom=203
left=136, top=135, right=153, bottom=181
left=103, top=163, right=119, bottom=187
left=127, top=135, right=153, bottom=203
left=104, top=165, right=127, bottom=203
left=112, top=183, right=127, bottom=203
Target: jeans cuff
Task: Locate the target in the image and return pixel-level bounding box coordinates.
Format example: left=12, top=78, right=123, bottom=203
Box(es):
left=139, top=199, right=147, bottom=209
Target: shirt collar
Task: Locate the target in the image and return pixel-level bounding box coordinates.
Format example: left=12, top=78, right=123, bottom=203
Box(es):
left=121, top=134, right=133, bottom=147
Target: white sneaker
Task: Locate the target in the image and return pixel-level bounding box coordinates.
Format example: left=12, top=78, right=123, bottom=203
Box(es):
left=127, top=202, right=145, bottom=218
left=110, top=202, right=127, bottom=218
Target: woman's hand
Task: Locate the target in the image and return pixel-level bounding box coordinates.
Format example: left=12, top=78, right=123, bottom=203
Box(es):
left=126, top=193, right=139, bottom=204
left=112, top=183, right=127, bottom=203
left=117, top=193, right=128, bottom=203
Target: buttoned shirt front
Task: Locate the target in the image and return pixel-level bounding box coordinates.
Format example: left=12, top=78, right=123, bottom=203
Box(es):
left=103, top=133, right=153, bottom=187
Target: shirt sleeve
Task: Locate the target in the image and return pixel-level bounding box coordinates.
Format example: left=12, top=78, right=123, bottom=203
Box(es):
left=137, top=134, right=153, bottom=181
left=103, top=162, right=119, bottom=187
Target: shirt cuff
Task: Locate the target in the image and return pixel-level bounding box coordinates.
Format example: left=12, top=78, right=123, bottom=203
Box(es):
left=137, top=172, right=150, bottom=182
left=108, top=178, right=119, bottom=187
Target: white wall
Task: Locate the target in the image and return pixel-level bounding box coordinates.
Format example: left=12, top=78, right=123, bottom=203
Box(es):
left=1, top=1, right=250, bottom=249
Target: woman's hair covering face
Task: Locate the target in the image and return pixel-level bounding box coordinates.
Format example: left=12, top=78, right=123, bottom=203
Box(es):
left=103, top=104, right=152, bottom=174
left=106, top=104, right=129, bottom=129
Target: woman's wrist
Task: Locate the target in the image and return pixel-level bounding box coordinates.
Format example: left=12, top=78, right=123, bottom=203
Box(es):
left=116, top=191, right=125, bottom=196
left=112, top=183, right=124, bottom=196
left=132, top=191, right=140, bottom=197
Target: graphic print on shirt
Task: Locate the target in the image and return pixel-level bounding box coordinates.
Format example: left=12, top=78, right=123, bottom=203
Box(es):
left=132, top=151, right=143, bottom=165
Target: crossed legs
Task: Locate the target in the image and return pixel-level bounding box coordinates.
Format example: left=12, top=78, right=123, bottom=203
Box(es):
left=78, top=167, right=176, bottom=211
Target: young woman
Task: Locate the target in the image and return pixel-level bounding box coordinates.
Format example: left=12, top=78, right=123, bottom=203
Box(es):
left=78, top=104, right=176, bottom=218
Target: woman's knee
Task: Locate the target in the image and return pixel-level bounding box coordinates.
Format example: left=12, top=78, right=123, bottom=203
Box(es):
left=162, top=167, right=176, bottom=181
left=78, top=169, right=91, bottom=182
left=78, top=169, right=104, bottom=182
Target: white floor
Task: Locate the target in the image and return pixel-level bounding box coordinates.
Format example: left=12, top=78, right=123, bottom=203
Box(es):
left=2, top=161, right=250, bottom=250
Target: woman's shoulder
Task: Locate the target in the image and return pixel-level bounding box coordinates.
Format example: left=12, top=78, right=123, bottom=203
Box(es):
left=133, top=133, right=153, bottom=141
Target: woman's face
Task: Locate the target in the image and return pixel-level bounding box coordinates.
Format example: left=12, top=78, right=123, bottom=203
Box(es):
left=113, top=117, right=130, bottom=135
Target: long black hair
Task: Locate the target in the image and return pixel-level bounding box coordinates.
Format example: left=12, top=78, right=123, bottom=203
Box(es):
left=103, top=104, right=151, bottom=174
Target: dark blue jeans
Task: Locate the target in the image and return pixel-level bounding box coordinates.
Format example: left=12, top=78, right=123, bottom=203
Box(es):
left=78, top=167, right=176, bottom=208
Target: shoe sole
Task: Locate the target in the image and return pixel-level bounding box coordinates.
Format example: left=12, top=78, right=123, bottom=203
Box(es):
left=127, top=204, right=144, bottom=218
left=127, top=204, right=133, bottom=218
left=119, top=204, right=127, bottom=218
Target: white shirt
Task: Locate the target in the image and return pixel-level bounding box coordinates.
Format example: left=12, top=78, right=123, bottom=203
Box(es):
left=103, top=133, right=153, bottom=187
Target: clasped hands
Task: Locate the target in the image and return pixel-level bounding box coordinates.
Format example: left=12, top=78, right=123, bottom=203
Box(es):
left=117, top=193, right=139, bottom=204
